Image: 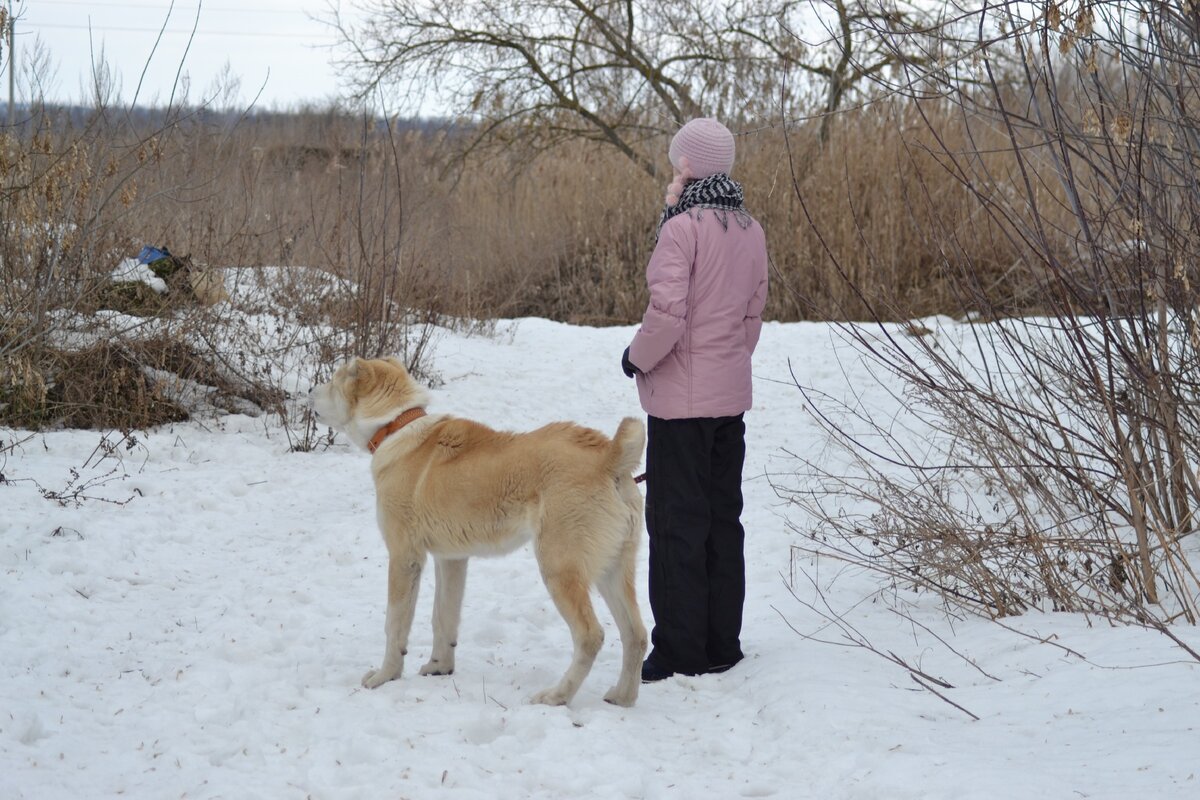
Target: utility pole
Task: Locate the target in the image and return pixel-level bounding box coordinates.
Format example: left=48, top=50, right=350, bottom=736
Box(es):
left=6, top=0, right=13, bottom=126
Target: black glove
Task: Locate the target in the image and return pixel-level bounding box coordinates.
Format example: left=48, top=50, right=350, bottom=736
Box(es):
left=621, top=347, right=640, bottom=379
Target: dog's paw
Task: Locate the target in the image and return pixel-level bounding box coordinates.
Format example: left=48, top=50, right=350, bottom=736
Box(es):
left=361, top=666, right=400, bottom=689
left=530, top=687, right=569, bottom=706
left=603, top=687, right=637, bottom=707
left=419, top=659, right=454, bottom=676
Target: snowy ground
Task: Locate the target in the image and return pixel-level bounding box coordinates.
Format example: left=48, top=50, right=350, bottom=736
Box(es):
left=2, top=317, right=1198, bottom=799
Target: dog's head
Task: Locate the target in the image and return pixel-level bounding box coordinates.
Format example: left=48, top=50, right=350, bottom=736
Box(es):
left=309, top=357, right=430, bottom=445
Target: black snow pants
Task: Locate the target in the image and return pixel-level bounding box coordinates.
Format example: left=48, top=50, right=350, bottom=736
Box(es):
left=644, top=413, right=746, bottom=675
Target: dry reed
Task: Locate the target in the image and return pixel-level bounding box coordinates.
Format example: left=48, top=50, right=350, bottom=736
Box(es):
left=2, top=99, right=1047, bottom=429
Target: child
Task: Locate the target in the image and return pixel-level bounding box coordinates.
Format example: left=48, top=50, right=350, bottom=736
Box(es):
left=622, top=117, right=769, bottom=681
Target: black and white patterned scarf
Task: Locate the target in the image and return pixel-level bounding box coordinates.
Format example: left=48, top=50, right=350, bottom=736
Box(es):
left=657, top=173, right=750, bottom=240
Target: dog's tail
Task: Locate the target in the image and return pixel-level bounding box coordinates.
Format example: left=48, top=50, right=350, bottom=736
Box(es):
left=607, top=417, right=646, bottom=477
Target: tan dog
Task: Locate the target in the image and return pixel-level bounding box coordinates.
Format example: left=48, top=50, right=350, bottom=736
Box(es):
left=310, top=357, right=648, bottom=706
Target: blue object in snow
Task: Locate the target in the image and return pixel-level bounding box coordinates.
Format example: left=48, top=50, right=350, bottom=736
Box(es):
left=137, top=245, right=172, bottom=264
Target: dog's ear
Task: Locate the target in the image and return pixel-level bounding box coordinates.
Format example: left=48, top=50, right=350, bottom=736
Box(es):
left=384, top=356, right=409, bottom=375
left=354, top=359, right=392, bottom=397
left=353, top=358, right=376, bottom=386
left=343, top=358, right=361, bottom=379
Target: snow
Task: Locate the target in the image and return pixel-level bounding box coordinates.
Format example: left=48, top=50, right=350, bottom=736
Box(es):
left=110, top=259, right=168, bottom=295
left=2, top=317, right=1198, bottom=799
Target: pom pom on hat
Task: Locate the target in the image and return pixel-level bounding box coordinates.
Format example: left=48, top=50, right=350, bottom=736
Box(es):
left=668, top=118, right=735, bottom=179
left=665, top=156, right=691, bottom=206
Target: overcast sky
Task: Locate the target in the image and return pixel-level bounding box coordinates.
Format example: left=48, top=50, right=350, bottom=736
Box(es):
left=5, top=0, right=374, bottom=111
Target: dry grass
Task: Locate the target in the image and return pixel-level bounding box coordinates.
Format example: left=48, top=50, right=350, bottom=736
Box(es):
left=3, top=100, right=1040, bottom=322
left=1, top=99, right=1049, bottom=429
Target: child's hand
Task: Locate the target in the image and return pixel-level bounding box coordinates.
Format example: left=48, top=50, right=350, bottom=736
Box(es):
left=621, top=347, right=640, bottom=379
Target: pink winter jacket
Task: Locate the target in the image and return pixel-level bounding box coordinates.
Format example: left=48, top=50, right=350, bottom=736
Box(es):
left=628, top=209, right=769, bottom=420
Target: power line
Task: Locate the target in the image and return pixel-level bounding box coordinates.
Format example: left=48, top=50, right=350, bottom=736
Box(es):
left=29, top=0, right=306, bottom=14
left=31, top=22, right=334, bottom=40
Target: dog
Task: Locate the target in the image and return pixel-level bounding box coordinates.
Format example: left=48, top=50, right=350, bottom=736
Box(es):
left=309, top=357, right=648, bottom=706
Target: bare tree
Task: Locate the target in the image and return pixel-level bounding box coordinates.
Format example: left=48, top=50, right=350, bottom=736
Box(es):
left=797, top=0, right=955, bottom=141
left=781, top=1, right=1200, bottom=626
left=333, top=0, right=949, bottom=173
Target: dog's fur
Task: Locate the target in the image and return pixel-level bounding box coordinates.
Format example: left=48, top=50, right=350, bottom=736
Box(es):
left=310, top=357, right=648, bottom=706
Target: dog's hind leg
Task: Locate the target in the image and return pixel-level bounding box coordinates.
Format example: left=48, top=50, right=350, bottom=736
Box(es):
left=597, top=542, right=648, bottom=706
left=362, top=552, right=425, bottom=689
left=421, top=556, right=467, bottom=676
left=531, top=563, right=604, bottom=706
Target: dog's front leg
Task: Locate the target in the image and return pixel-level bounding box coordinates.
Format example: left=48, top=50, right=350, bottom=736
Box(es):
left=420, top=556, right=467, bottom=676
left=362, top=553, right=424, bottom=689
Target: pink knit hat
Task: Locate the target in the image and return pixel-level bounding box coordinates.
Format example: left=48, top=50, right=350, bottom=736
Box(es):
left=668, top=118, right=736, bottom=179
